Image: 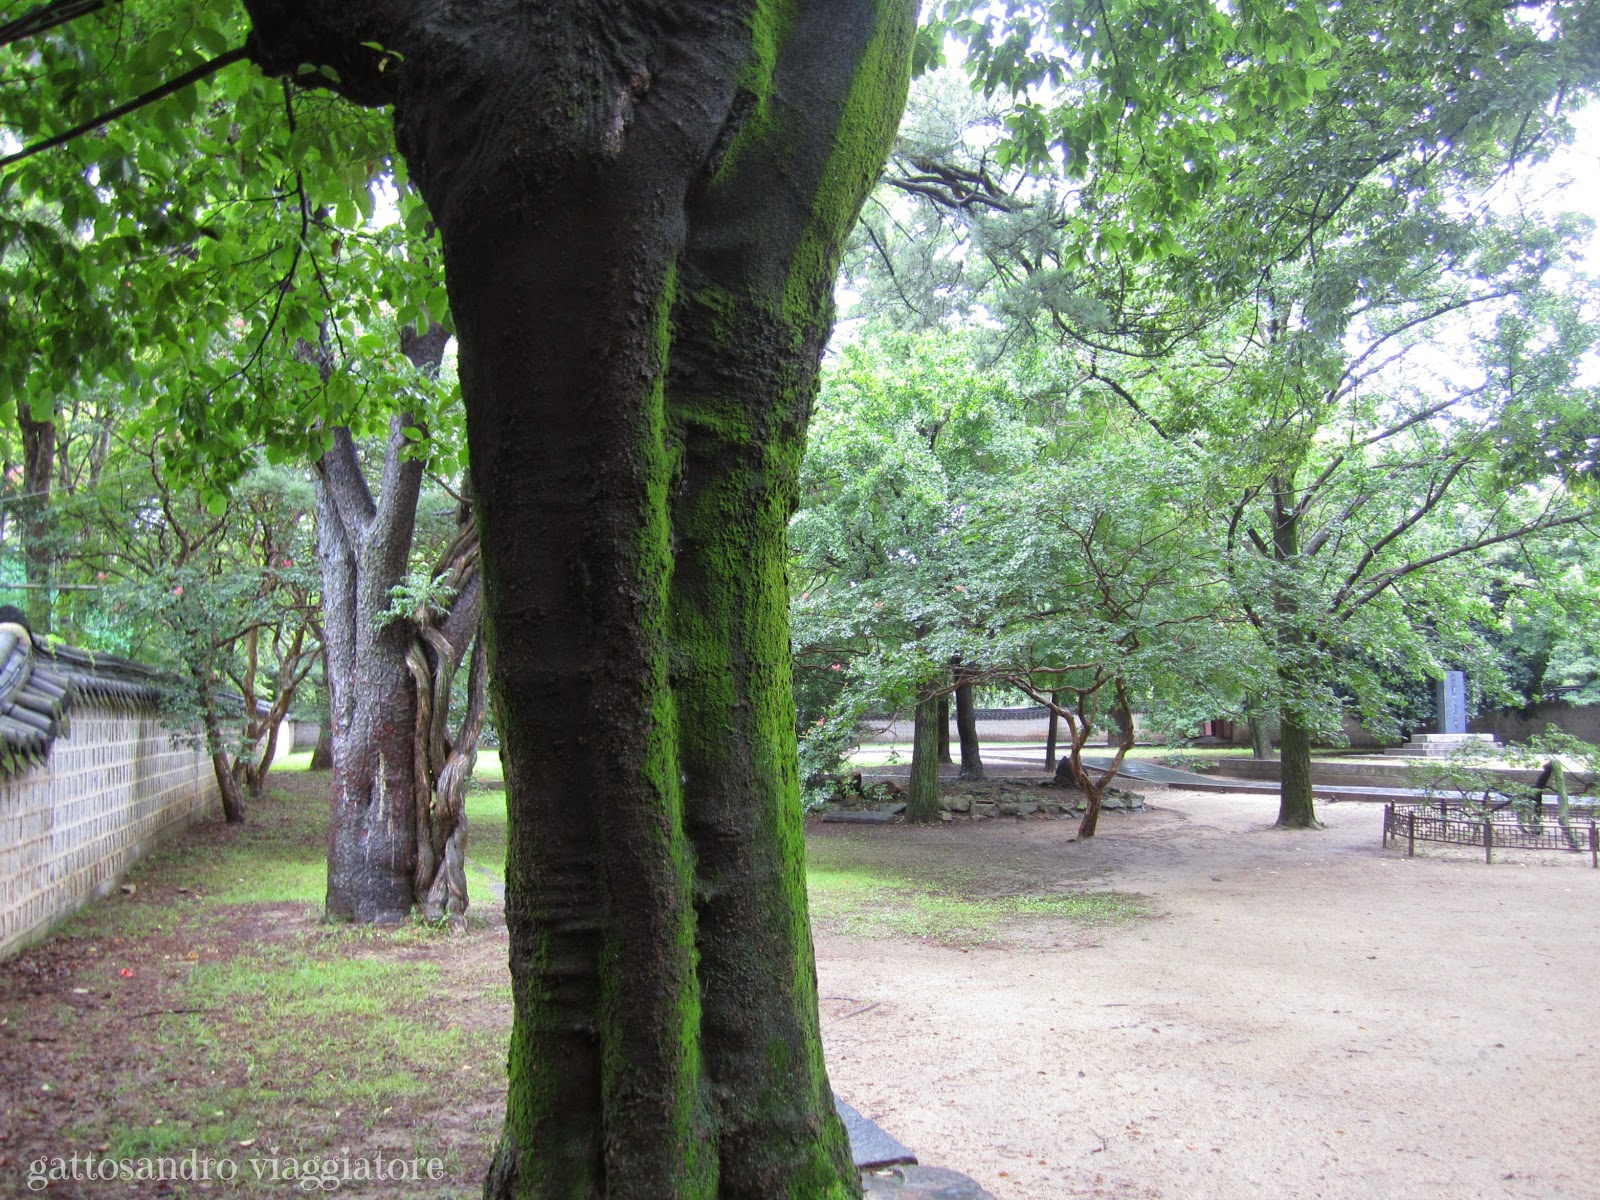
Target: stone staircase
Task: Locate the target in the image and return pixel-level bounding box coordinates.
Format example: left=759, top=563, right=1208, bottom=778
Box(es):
left=1384, top=732, right=1500, bottom=758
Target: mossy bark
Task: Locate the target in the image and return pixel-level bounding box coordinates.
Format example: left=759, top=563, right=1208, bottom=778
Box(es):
left=243, top=0, right=914, bottom=1194
left=907, top=692, right=943, bottom=823
left=308, top=723, right=332, bottom=771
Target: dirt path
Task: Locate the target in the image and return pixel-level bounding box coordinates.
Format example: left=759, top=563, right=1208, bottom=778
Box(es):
left=5, top=778, right=1596, bottom=1197
left=816, top=788, right=1600, bottom=1200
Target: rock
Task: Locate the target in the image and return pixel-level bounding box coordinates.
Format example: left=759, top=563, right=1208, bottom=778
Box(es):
left=836, top=1096, right=917, bottom=1171
left=821, top=811, right=897, bottom=824
left=947, top=796, right=971, bottom=813
left=861, top=1166, right=997, bottom=1199
left=973, top=803, right=996, bottom=818
left=996, top=802, right=1019, bottom=816
left=1014, top=801, right=1038, bottom=816
left=939, top=811, right=952, bottom=822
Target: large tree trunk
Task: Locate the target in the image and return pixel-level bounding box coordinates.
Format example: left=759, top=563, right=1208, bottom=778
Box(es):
left=937, top=695, right=952, bottom=764
left=907, top=691, right=943, bottom=823
left=247, top=1, right=911, bottom=1190
left=308, top=723, right=333, bottom=770
left=318, top=457, right=420, bottom=922
left=312, top=322, right=485, bottom=924
left=954, top=675, right=984, bottom=781
left=1276, top=708, right=1319, bottom=828
left=17, top=405, right=54, bottom=634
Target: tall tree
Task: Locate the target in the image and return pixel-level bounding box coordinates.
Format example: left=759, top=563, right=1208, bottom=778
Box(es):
left=230, top=3, right=917, bottom=1194
left=314, top=325, right=486, bottom=923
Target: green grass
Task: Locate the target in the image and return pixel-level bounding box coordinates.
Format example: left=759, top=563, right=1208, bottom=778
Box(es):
left=462, top=750, right=508, bottom=903
left=473, top=747, right=504, bottom=783
left=270, top=749, right=317, bottom=773
left=58, top=933, right=504, bottom=1186
left=464, top=785, right=507, bottom=870
left=805, top=837, right=1144, bottom=945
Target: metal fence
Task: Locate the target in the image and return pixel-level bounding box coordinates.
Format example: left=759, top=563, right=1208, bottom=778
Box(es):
left=1382, top=801, right=1600, bottom=867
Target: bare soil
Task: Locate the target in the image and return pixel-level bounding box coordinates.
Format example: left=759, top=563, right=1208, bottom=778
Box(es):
left=818, top=788, right=1600, bottom=1200
left=3, top=774, right=1596, bottom=1198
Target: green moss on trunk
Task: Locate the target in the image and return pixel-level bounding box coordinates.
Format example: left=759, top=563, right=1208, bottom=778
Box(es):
left=907, top=693, right=942, bottom=823
left=369, top=0, right=914, bottom=1194
left=1276, top=710, right=1320, bottom=829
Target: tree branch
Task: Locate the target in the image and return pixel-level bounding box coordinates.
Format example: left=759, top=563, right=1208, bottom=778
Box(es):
left=1329, top=457, right=1469, bottom=611
left=315, top=427, right=377, bottom=545
left=0, top=0, right=107, bottom=50
left=1339, top=510, right=1592, bottom=617
left=0, top=46, right=249, bottom=171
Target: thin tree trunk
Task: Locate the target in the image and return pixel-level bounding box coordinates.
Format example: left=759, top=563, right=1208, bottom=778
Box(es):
left=199, top=700, right=245, bottom=824
left=1045, top=689, right=1059, bottom=769
left=17, top=405, right=54, bottom=634
left=212, top=751, right=247, bottom=823
left=1080, top=681, right=1136, bottom=839
left=1108, top=691, right=1134, bottom=749
left=937, top=695, right=952, bottom=764
left=907, top=691, right=943, bottom=823
left=955, top=676, right=984, bottom=781
left=409, top=515, right=486, bottom=920
left=1271, top=476, right=1320, bottom=829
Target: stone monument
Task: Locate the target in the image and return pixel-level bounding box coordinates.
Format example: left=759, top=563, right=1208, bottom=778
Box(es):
left=1436, top=671, right=1467, bottom=734
left=1385, top=670, right=1499, bottom=757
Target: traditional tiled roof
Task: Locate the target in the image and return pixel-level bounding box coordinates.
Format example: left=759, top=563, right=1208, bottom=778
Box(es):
left=0, top=621, right=168, bottom=774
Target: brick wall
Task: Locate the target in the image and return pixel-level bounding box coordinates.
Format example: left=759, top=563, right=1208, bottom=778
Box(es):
left=0, top=705, right=219, bottom=959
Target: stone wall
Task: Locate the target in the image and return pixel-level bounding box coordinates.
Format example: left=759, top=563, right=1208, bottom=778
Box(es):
left=0, top=706, right=219, bottom=959
left=1470, top=701, right=1600, bottom=747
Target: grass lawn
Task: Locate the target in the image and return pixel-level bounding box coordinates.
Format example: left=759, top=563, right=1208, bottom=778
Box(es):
left=0, top=755, right=510, bottom=1196
left=0, top=744, right=1140, bottom=1196
left=806, top=834, right=1143, bottom=944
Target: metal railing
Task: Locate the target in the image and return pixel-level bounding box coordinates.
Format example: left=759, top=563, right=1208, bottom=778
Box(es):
left=1382, top=801, right=1599, bottom=867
